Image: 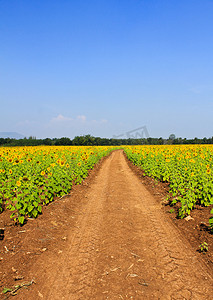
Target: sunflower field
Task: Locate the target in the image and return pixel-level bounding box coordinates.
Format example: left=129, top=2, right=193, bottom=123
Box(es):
left=0, top=146, right=116, bottom=224
left=124, top=145, right=213, bottom=218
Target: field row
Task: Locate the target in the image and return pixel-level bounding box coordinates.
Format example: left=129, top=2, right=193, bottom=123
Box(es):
left=0, top=146, right=116, bottom=224
left=123, top=145, right=213, bottom=222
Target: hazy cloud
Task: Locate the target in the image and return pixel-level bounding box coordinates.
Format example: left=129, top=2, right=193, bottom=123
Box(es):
left=51, top=114, right=107, bottom=125
left=52, top=114, right=73, bottom=122
left=77, top=115, right=86, bottom=122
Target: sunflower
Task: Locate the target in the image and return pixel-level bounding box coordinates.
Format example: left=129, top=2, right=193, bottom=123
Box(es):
left=16, top=181, right=21, bottom=187
left=206, top=169, right=211, bottom=175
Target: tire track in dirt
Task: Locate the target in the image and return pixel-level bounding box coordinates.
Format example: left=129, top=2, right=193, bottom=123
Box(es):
left=22, top=152, right=115, bottom=300
left=18, top=150, right=212, bottom=299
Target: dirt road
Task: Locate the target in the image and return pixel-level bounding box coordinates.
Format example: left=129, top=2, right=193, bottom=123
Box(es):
left=18, top=150, right=212, bottom=299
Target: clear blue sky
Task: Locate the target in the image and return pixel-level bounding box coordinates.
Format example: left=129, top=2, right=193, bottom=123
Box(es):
left=0, top=0, right=213, bottom=139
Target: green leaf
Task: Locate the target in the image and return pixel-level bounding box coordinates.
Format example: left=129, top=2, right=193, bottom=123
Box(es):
left=2, top=287, right=12, bottom=294
left=32, top=209, right=38, bottom=218
left=16, top=203, right=22, bottom=210
left=18, top=216, right=25, bottom=224
left=10, top=206, right=16, bottom=211
left=28, top=204, right=34, bottom=212
left=33, top=201, right=38, bottom=207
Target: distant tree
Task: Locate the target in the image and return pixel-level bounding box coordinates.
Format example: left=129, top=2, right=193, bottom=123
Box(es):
left=169, top=134, right=176, bottom=140
left=43, top=138, right=53, bottom=145
left=158, top=137, right=164, bottom=145
left=55, top=137, right=72, bottom=145
left=0, top=138, right=5, bottom=145
left=0, top=133, right=212, bottom=147
left=83, top=135, right=95, bottom=145
left=72, top=136, right=85, bottom=145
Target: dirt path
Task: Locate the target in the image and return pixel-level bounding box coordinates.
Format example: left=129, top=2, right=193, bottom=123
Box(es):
left=17, top=150, right=212, bottom=299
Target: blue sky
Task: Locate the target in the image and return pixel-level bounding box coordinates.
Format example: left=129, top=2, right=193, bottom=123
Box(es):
left=0, top=0, right=213, bottom=139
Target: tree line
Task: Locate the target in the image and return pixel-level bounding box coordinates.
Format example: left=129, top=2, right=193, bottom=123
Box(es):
left=0, top=135, right=213, bottom=147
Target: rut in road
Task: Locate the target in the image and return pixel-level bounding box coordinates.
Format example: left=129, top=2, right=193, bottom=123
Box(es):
left=19, top=150, right=212, bottom=300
